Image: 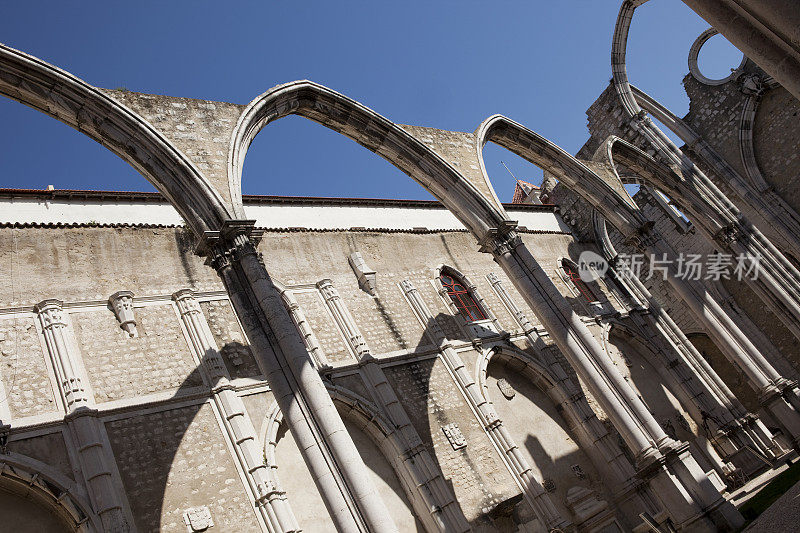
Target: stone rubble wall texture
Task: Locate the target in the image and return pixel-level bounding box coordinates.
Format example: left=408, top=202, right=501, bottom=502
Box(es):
left=101, top=90, right=245, bottom=208
left=72, top=305, right=203, bottom=402
left=200, top=300, right=262, bottom=380
left=382, top=356, right=519, bottom=527
left=0, top=218, right=636, bottom=531
left=0, top=316, right=58, bottom=418
left=105, top=403, right=261, bottom=532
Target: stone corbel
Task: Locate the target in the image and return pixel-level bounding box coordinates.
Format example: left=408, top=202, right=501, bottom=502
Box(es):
left=108, top=291, right=138, bottom=337
left=348, top=252, right=377, bottom=296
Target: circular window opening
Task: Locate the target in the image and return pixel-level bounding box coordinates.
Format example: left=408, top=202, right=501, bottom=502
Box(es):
left=697, top=33, right=743, bottom=81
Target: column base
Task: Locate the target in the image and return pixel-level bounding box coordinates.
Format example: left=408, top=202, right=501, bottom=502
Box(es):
left=636, top=442, right=744, bottom=532
left=761, top=384, right=800, bottom=450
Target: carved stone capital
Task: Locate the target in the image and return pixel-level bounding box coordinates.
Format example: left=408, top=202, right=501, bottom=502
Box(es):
left=172, top=288, right=202, bottom=316
left=108, top=290, right=137, bottom=338
left=479, top=222, right=522, bottom=256
left=623, top=220, right=658, bottom=251
left=34, top=299, right=67, bottom=329
left=348, top=252, right=377, bottom=296
left=738, top=73, right=766, bottom=97
left=713, top=222, right=743, bottom=245
left=196, top=220, right=264, bottom=272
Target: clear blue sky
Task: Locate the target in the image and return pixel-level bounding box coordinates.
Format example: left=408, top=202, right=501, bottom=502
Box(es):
left=0, top=1, right=741, bottom=202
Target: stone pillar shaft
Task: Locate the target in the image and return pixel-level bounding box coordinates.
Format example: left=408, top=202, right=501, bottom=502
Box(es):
left=317, top=279, right=470, bottom=533
left=487, top=240, right=667, bottom=459
left=34, top=299, right=130, bottom=533
left=639, top=239, right=800, bottom=446
left=173, top=289, right=300, bottom=533
left=36, top=299, right=88, bottom=410
left=203, top=226, right=396, bottom=533
left=484, top=231, right=743, bottom=530
left=280, top=289, right=331, bottom=370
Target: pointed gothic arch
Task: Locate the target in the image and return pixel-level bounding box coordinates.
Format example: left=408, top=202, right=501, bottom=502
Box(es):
left=0, top=43, right=232, bottom=234
left=0, top=452, right=100, bottom=532
left=227, top=80, right=508, bottom=240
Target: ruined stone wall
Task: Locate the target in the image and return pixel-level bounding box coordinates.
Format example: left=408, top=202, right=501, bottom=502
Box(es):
left=0, top=219, right=632, bottom=531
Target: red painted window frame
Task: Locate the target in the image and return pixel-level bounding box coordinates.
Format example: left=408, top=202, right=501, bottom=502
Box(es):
left=561, top=260, right=599, bottom=303
left=440, top=272, right=487, bottom=322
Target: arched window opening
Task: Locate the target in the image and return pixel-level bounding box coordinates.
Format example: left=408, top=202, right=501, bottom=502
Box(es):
left=561, top=259, right=599, bottom=303
left=440, top=271, right=487, bottom=322
left=0, top=97, right=153, bottom=192
left=242, top=114, right=433, bottom=200
left=483, top=142, right=546, bottom=204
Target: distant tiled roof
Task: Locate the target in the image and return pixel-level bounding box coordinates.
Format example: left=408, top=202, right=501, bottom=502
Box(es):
left=511, top=180, right=540, bottom=204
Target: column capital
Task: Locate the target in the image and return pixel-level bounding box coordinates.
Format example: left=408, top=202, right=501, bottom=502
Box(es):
left=195, top=219, right=264, bottom=270
left=34, top=299, right=67, bottom=329
left=478, top=222, right=521, bottom=255
left=172, top=288, right=202, bottom=315
left=622, top=220, right=659, bottom=251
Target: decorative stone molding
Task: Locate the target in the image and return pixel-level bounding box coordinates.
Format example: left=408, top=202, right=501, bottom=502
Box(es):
left=496, top=378, right=515, bottom=400
left=34, top=300, right=133, bottom=531
left=279, top=288, right=331, bottom=371
left=316, top=279, right=471, bottom=531
left=34, top=299, right=89, bottom=409
left=317, top=279, right=370, bottom=359
left=348, top=252, right=377, bottom=296
left=442, top=423, right=467, bottom=450
left=478, top=224, right=522, bottom=256
left=172, top=289, right=227, bottom=381
left=108, top=291, right=138, bottom=338
left=171, top=289, right=300, bottom=532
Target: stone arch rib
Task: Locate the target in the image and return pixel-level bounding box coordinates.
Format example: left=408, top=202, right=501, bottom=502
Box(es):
left=475, top=114, right=643, bottom=236
left=0, top=452, right=100, bottom=532
left=0, top=42, right=232, bottom=234
left=227, top=80, right=507, bottom=240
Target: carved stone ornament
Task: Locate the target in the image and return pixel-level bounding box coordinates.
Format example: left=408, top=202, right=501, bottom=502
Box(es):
left=442, top=423, right=467, bottom=450
left=108, top=290, right=138, bottom=338
left=542, top=478, right=556, bottom=493
left=497, top=378, right=516, bottom=400
left=348, top=251, right=377, bottom=296
left=571, top=464, right=587, bottom=479
left=183, top=506, right=213, bottom=532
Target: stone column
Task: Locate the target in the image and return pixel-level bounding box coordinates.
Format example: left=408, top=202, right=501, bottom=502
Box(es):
left=317, top=279, right=470, bottom=533
left=279, top=288, right=331, bottom=371
left=35, top=299, right=131, bottom=533
left=400, top=279, right=569, bottom=532
left=599, top=264, right=783, bottom=473
left=172, top=289, right=300, bottom=533
left=480, top=229, right=743, bottom=531
left=199, top=221, right=396, bottom=533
